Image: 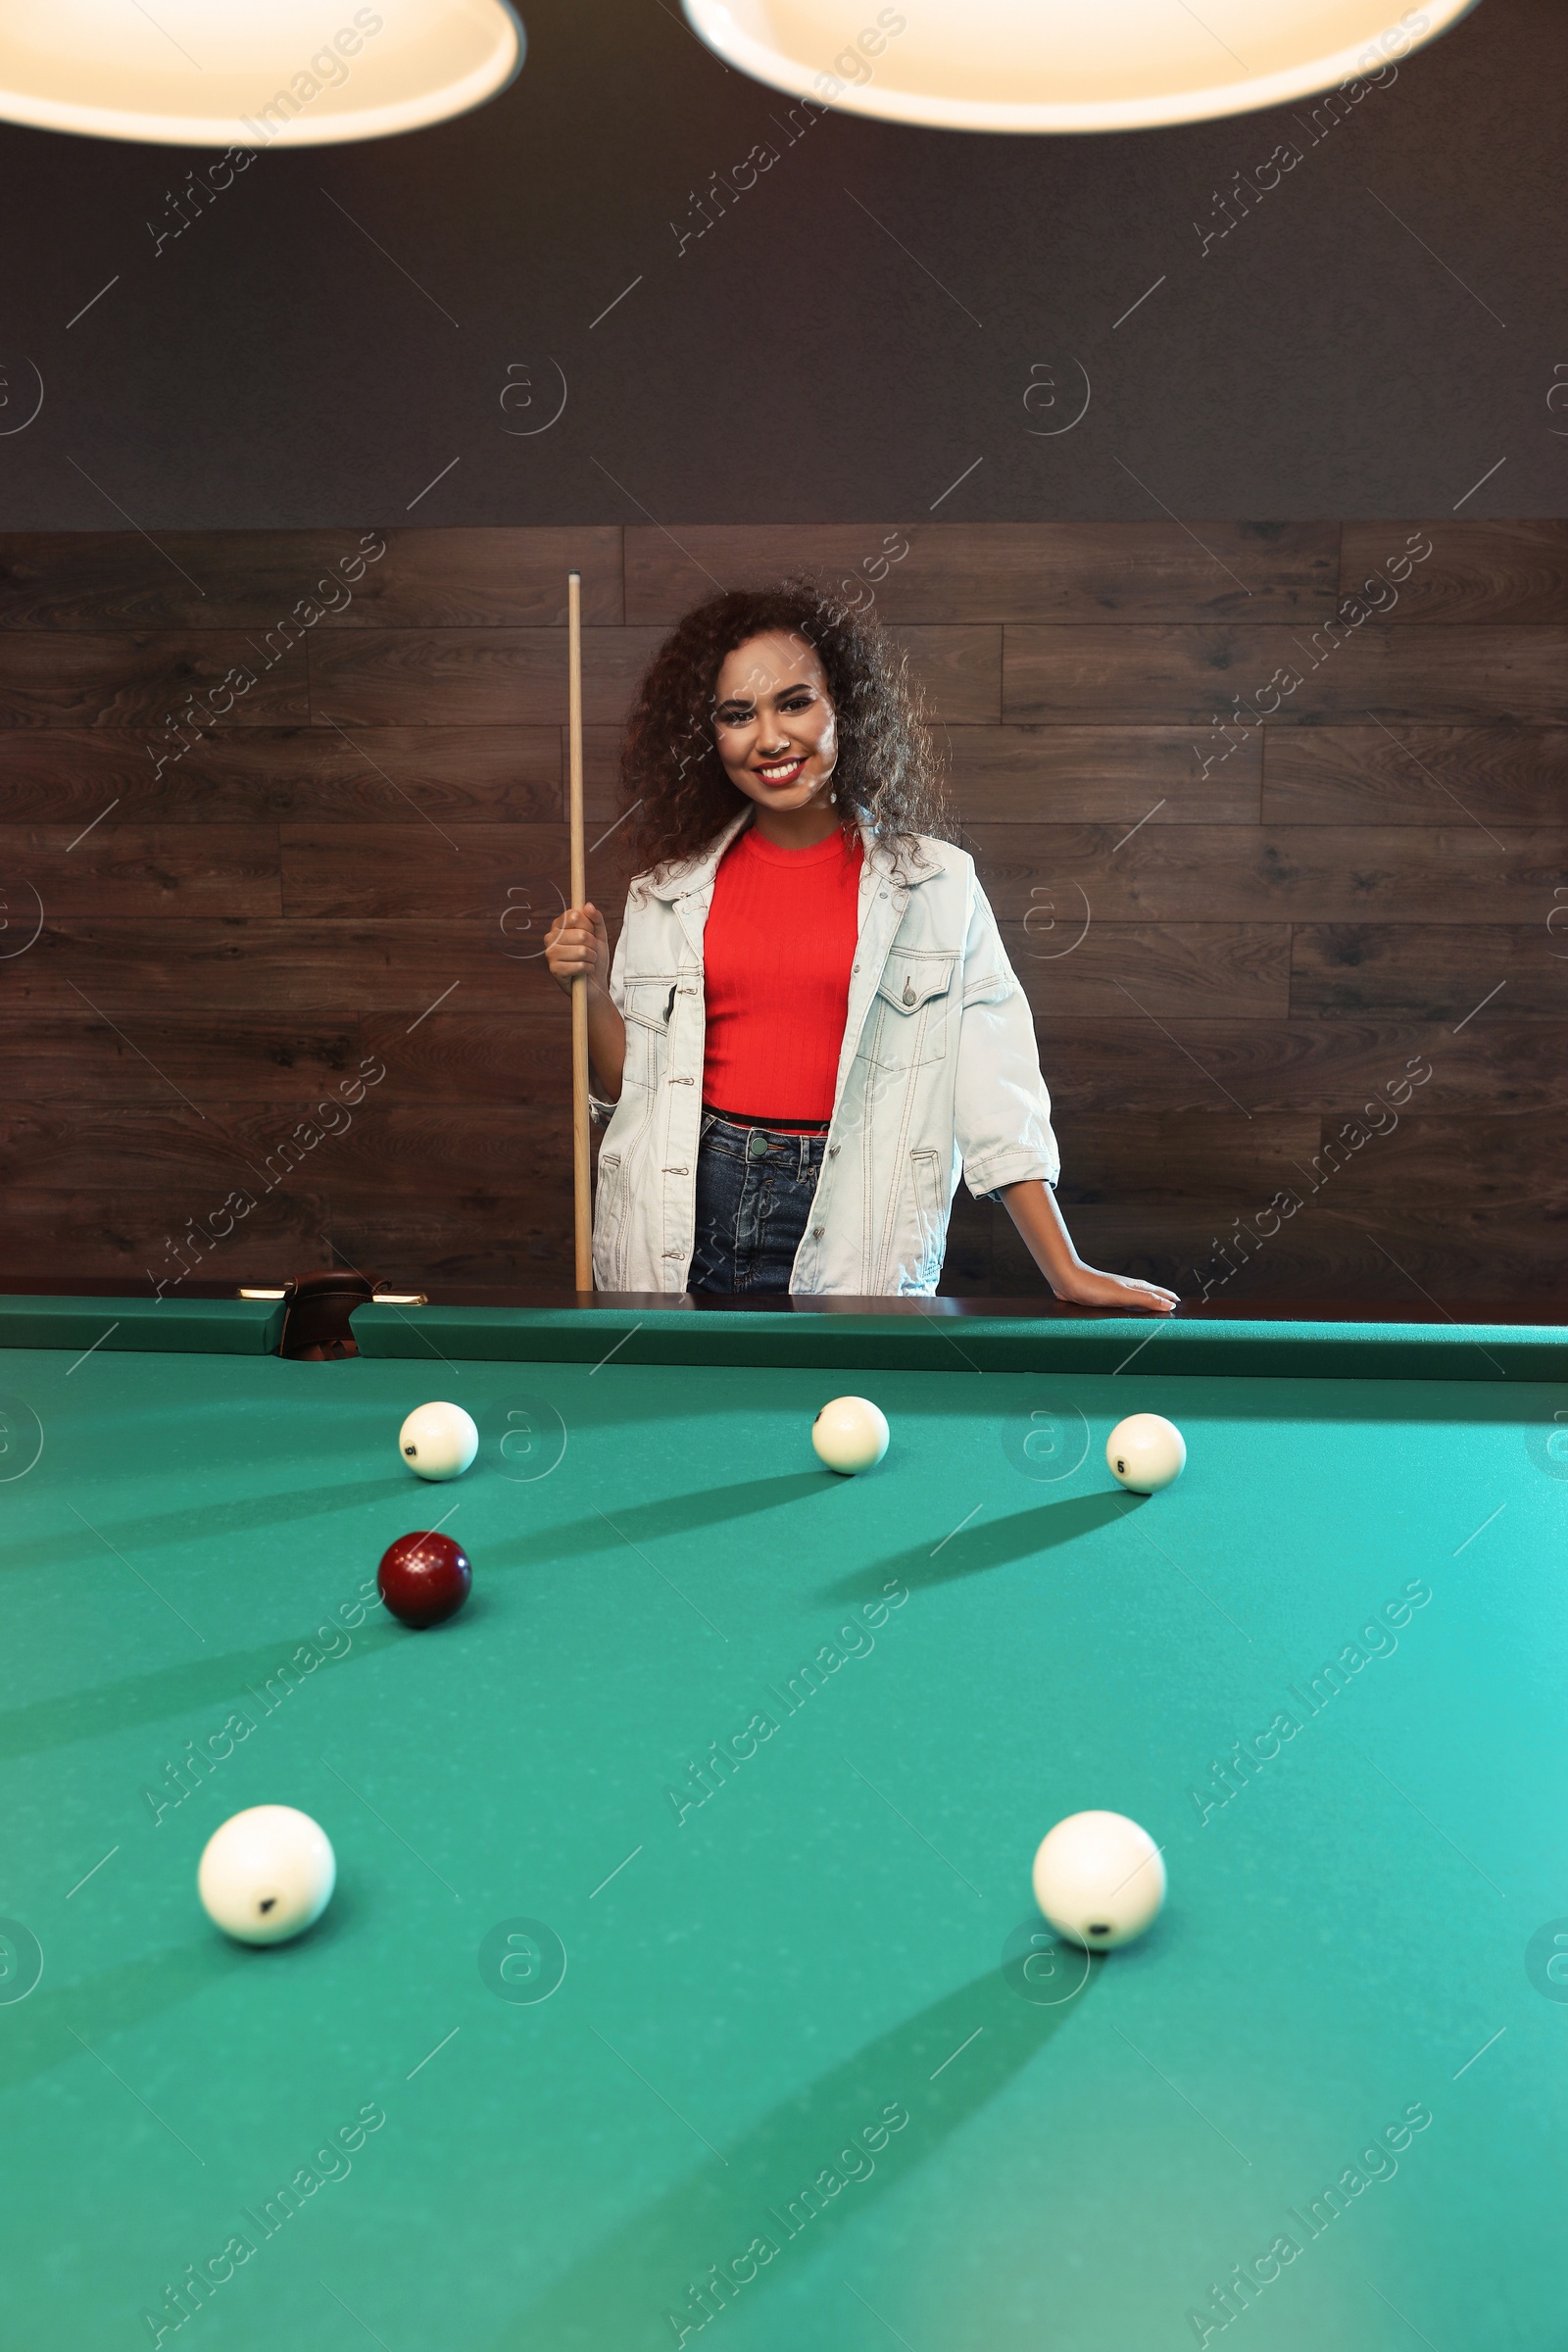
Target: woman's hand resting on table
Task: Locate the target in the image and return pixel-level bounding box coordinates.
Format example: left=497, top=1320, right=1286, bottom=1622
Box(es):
left=1046, top=1264, right=1179, bottom=1316
left=999, top=1180, right=1180, bottom=1315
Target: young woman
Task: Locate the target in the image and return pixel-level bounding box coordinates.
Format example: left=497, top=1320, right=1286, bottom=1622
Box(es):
left=545, top=584, right=1177, bottom=1312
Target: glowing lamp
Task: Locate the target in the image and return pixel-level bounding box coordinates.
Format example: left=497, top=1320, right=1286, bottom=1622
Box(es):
left=681, top=1, right=1480, bottom=134
left=0, top=0, right=523, bottom=147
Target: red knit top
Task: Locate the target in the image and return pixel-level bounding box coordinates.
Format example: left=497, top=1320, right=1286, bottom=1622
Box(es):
left=702, top=826, right=863, bottom=1125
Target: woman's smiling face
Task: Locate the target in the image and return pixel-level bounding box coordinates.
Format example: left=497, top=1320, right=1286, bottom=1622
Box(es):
left=711, top=630, right=839, bottom=814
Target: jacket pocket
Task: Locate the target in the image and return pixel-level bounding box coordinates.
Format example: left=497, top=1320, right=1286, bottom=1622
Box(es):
left=909, top=1148, right=947, bottom=1288
left=619, top=974, right=676, bottom=1092
left=594, top=1152, right=626, bottom=1289
left=863, top=951, right=957, bottom=1069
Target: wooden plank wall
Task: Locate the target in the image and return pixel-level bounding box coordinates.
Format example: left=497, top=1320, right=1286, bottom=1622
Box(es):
left=1, top=520, right=1564, bottom=1302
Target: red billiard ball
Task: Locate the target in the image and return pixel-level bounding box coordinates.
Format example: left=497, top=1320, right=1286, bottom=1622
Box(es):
left=377, top=1532, right=472, bottom=1629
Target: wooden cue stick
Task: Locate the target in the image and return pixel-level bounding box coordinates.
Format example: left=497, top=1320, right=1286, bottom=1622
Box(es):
left=567, top=569, right=592, bottom=1295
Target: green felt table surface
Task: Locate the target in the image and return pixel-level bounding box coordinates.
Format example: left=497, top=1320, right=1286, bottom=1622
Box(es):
left=3, top=1309, right=1566, bottom=2352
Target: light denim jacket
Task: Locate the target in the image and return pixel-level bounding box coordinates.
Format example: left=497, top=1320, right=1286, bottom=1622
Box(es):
left=591, top=815, right=1059, bottom=1296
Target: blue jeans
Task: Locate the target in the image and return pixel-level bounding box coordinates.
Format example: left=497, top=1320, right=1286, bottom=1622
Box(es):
left=689, top=1114, right=826, bottom=1295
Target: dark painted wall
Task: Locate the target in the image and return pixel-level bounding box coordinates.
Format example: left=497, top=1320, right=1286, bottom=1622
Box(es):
left=0, top=0, right=1562, bottom=529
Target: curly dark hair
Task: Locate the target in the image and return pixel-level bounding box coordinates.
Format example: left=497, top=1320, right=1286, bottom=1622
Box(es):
left=619, top=581, right=948, bottom=878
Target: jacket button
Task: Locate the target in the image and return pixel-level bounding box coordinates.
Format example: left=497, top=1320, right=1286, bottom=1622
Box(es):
left=903, top=977, right=915, bottom=1004
left=828, top=1145, right=839, bottom=1157
left=812, top=1226, right=824, bottom=1239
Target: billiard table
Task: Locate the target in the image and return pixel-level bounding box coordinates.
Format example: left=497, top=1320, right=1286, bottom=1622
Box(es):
left=5, top=1286, right=1566, bottom=2352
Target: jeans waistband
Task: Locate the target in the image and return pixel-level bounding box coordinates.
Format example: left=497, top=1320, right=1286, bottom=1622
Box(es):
left=704, top=1105, right=830, bottom=1134
left=701, top=1113, right=826, bottom=1174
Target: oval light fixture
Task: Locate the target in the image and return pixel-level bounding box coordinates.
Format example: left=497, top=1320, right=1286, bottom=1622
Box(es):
left=0, top=0, right=522, bottom=147
left=681, top=0, right=1481, bottom=134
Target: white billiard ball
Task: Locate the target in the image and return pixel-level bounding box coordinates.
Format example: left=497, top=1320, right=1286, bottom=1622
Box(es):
left=199, top=1805, right=335, bottom=1946
left=811, top=1396, right=890, bottom=1476
left=1106, top=1412, right=1186, bottom=1494
left=1032, top=1810, right=1165, bottom=1951
left=400, top=1400, right=478, bottom=1482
